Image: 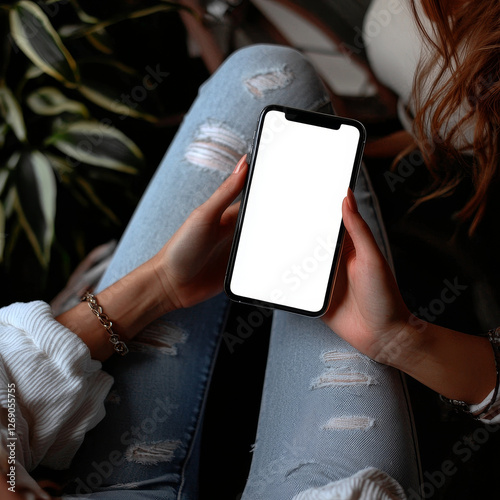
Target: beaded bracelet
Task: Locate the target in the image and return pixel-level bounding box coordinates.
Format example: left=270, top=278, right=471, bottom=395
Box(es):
left=440, top=326, right=500, bottom=418
left=81, top=291, right=129, bottom=356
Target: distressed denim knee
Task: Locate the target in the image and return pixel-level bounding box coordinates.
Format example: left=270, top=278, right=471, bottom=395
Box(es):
left=183, top=44, right=330, bottom=175
left=180, top=44, right=331, bottom=205
left=198, top=44, right=330, bottom=113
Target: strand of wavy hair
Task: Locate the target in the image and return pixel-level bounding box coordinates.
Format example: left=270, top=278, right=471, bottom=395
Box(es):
left=404, top=0, right=500, bottom=234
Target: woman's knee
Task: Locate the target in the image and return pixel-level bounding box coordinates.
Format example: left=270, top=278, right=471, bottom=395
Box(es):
left=207, top=44, right=327, bottom=102
left=223, top=44, right=308, bottom=72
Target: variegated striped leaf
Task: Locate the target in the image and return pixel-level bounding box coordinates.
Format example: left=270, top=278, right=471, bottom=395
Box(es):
left=46, top=120, right=143, bottom=173
left=9, top=1, right=79, bottom=86
left=15, top=150, right=57, bottom=265
left=0, top=85, right=26, bottom=142
left=27, top=86, right=89, bottom=117
left=0, top=201, right=5, bottom=263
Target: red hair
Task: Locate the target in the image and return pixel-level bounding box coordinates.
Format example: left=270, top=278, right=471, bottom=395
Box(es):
left=408, top=0, right=500, bottom=233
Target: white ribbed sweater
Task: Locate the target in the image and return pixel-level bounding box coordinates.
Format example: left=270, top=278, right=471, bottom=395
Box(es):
left=0, top=301, right=113, bottom=472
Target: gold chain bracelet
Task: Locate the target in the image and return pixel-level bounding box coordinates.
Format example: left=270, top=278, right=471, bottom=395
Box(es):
left=81, top=292, right=129, bottom=356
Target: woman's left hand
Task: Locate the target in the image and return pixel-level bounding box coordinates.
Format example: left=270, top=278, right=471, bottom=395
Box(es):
left=321, top=189, right=413, bottom=364
left=152, top=155, right=248, bottom=309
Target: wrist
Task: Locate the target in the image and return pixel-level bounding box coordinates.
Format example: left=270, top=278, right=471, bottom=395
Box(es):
left=149, top=252, right=184, bottom=313
left=374, top=314, right=429, bottom=370
left=107, top=258, right=178, bottom=341
left=57, top=258, right=178, bottom=361
left=381, top=316, right=497, bottom=405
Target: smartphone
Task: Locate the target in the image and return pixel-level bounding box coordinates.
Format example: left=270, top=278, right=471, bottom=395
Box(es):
left=224, top=105, right=365, bottom=317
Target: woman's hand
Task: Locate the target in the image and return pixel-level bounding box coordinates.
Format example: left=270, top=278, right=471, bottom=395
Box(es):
left=322, top=189, right=416, bottom=365
left=151, top=155, right=248, bottom=310
left=57, top=155, right=247, bottom=361
left=323, top=189, right=497, bottom=406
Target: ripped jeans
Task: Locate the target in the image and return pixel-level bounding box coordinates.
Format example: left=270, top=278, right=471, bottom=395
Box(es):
left=63, top=45, right=420, bottom=499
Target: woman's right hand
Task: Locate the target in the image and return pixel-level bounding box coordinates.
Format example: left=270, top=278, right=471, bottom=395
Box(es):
left=322, top=189, right=420, bottom=366
left=151, top=155, right=248, bottom=310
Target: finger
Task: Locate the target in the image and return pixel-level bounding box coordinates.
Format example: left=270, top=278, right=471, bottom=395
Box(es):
left=341, top=226, right=354, bottom=256
left=221, top=200, right=241, bottom=225
left=342, top=189, right=385, bottom=263
left=200, top=155, right=248, bottom=221
left=219, top=202, right=241, bottom=239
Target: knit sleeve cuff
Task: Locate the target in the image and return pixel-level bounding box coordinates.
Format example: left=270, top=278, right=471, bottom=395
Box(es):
left=0, top=301, right=114, bottom=470
left=469, top=388, right=500, bottom=423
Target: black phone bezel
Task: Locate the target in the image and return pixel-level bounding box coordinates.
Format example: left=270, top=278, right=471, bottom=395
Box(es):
left=224, top=104, right=366, bottom=317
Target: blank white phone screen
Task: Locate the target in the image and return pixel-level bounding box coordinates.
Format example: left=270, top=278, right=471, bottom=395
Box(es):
left=230, top=110, right=360, bottom=313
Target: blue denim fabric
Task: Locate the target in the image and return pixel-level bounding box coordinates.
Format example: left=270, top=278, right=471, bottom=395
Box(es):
left=63, top=45, right=420, bottom=500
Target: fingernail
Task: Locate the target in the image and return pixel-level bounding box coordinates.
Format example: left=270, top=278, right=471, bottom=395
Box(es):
left=233, top=154, right=247, bottom=174
left=346, top=188, right=358, bottom=213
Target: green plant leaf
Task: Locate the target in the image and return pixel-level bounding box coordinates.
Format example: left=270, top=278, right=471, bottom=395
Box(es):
left=5, top=151, right=21, bottom=170
left=78, top=60, right=162, bottom=122
left=0, top=121, right=8, bottom=148
left=3, top=185, right=16, bottom=219
left=14, top=150, right=57, bottom=265
left=56, top=23, right=83, bottom=38
left=68, top=0, right=99, bottom=24
left=24, top=64, right=44, bottom=80
left=46, top=120, right=143, bottom=173
left=9, top=0, right=79, bottom=86
left=44, top=151, right=73, bottom=177
left=0, top=167, right=10, bottom=197
left=0, top=85, right=26, bottom=141
left=79, top=84, right=160, bottom=122
left=0, top=153, right=20, bottom=219
left=85, top=29, right=114, bottom=55
left=0, top=201, right=5, bottom=263
left=75, top=175, right=120, bottom=224
left=63, top=3, right=192, bottom=39
left=27, top=86, right=89, bottom=117
left=45, top=152, right=120, bottom=223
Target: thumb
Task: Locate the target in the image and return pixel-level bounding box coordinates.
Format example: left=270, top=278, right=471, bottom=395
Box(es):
left=201, top=155, right=248, bottom=222
left=342, top=189, right=385, bottom=263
